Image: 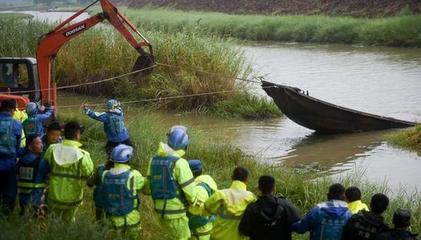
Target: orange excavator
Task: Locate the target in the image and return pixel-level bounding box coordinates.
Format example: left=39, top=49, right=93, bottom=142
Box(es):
left=0, top=0, right=154, bottom=110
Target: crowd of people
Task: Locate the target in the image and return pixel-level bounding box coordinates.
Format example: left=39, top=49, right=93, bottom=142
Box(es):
left=0, top=98, right=419, bottom=240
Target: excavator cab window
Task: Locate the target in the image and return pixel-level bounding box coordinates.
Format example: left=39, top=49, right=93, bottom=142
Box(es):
left=0, top=63, right=29, bottom=90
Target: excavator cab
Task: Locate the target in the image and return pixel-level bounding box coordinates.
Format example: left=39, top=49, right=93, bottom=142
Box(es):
left=0, top=57, right=38, bottom=110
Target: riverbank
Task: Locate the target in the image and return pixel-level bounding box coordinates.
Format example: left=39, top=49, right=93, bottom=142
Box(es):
left=0, top=16, right=280, bottom=119
left=2, top=108, right=420, bottom=240
left=387, top=125, right=421, bottom=150
left=115, top=8, right=421, bottom=47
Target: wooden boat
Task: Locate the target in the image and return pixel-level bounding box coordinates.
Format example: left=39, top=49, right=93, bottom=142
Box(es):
left=262, top=81, right=416, bottom=133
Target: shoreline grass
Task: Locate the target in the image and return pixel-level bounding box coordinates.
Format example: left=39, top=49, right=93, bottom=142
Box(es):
left=118, top=7, right=421, bottom=47
left=0, top=12, right=33, bottom=20
left=2, top=108, right=420, bottom=239
left=386, top=125, right=421, bottom=151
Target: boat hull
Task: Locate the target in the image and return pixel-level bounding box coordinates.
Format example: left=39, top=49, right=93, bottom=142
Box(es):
left=262, top=81, right=416, bottom=133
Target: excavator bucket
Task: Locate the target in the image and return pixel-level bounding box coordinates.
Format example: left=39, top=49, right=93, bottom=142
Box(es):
left=132, top=51, right=155, bottom=78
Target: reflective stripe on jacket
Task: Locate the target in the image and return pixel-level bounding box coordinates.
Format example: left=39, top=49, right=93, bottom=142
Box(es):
left=44, top=139, right=93, bottom=207
left=203, top=180, right=256, bottom=240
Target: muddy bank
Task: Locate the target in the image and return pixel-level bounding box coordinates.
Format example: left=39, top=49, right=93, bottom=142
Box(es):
left=120, top=0, right=421, bottom=17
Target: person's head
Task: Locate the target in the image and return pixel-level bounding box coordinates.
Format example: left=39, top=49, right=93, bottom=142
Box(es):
left=0, top=100, right=16, bottom=114
left=111, top=144, right=133, bottom=164
left=370, top=193, right=389, bottom=215
left=25, top=102, right=38, bottom=115
left=188, top=159, right=203, bottom=178
left=106, top=99, right=120, bottom=110
left=232, top=166, right=249, bottom=183
left=64, top=121, right=82, bottom=141
left=167, top=125, right=189, bottom=150
left=46, top=122, right=62, bottom=145
left=393, top=208, right=411, bottom=229
left=26, top=135, right=43, bottom=154
left=327, top=183, right=346, bottom=201
left=345, top=186, right=362, bottom=203
left=258, top=175, right=276, bottom=196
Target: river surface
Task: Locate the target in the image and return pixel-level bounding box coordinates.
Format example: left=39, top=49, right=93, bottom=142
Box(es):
left=6, top=11, right=421, bottom=193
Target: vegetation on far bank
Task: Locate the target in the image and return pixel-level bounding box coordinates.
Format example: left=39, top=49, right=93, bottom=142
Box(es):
left=2, top=109, right=421, bottom=240
left=0, top=12, right=33, bottom=19
left=386, top=125, right=421, bottom=150
left=0, top=17, right=280, bottom=119
left=116, top=8, right=421, bottom=47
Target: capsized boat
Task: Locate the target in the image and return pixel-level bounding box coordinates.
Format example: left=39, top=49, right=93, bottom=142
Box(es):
left=262, top=81, right=416, bottom=133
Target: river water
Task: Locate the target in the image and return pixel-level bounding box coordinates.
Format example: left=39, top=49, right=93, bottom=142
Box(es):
left=5, top=11, right=421, bottom=193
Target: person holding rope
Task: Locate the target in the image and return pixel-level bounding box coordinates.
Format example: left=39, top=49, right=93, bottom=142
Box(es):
left=83, top=99, right=133, bottom=156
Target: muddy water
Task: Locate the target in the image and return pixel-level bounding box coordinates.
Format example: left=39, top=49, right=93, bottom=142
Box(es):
left=10, top=11, right=421, bottom=192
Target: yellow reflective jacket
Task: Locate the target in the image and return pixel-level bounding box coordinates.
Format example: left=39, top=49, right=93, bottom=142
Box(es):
left=145, top=142, right=198, bottom=219
left=203, top=180, right=256, bottom=240
left=347, top=200, right=369, bottom=214
left=106, top=163, right=145, bottom=228
left=13, top=109, right=27, bottom=147
left=44, top=139, right=94, bottom=207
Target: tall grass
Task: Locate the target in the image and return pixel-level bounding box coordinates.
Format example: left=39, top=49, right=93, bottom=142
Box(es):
left=0, top=17, right=280, bottom=118
left=386, top=125, right=421, bottom=150
left=2, top=108, right=419, bottom=239
left=119, top=8, right=421, bottom=47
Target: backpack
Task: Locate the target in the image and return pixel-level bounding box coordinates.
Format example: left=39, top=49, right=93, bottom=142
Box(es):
left=108, top=113, right=126, bottom=136
left=0, top=118, right=16, bottom=155
left=23, top=116, right=39, bottom=136
left=101, top=170, right=137, bottom=216
left=188, top=182, right=216, bottom=230
left=150, top=155, right=180, bottom=200
left=318, top=209, right=349, bottom=240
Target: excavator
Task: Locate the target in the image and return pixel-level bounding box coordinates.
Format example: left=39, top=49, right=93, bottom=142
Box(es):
left=0, top=0, right=154, bottom=110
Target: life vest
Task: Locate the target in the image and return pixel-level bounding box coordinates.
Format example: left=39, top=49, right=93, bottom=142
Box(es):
left=150, top=155, right=181, bottom=201
left=318, top=209, right=349, bottom=240
left=100, top=169, right=137, bottom=216
left=17, top=155, right=45, bottom=193
left=0, top=117, right=16, bottom=155
left=108, top=113, right=126, bottom=137
left=22, top=116, right=39, bottom=136
left=92, top=164, right=107, bottom=209
left=188, top=182, right=216, bottom=230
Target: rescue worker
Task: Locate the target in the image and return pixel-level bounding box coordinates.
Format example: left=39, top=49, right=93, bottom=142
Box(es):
left=239, top=175, right=301, bottom=240
left=376, top=208, right=419, bottom=240
left=13, top=102, right=27, bottom=147
left=345, top=186, right=369, bottom=214
left=84, top=99, right=132, bottom=156
left=146, top=125, right=198, bottom=240
left=22, top=102, right=54, bottom=137
left=43, top=121, right=94, bottom=222
left=187, top=159, right=218, bottom=240
left=292, top=183, right=352, bottom=240
left=42, top=121, right=62, bottom=151
left=96, top=144, right=145, bottom=240
left=202, top=166, right=256, bottom=240
left=342, top=193, right=390, bottom=240
left=17, top=135, right=49, bottom=216
left=0, top=100, right=22, bottom=216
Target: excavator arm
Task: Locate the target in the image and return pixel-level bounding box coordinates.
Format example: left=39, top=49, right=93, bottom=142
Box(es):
left=36, top=0, right=154, bottom=106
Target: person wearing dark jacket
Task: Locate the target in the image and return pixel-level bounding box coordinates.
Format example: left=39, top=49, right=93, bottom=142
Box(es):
left=342, top=193, right=390, bottom=240
left=376, top=208, right=419, bottom=240
left=239, top=175, right=300, bottom=240
left=292, top=183, right=352, bottom=240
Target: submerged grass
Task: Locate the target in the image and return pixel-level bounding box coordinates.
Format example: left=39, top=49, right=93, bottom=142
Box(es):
left=0, top=17, right=280, bottom=119
left=2, top=108, right=420, bottom=239
left=119, top=8, right=421, bottom=47
left=386, top=125, right=421, bottom=150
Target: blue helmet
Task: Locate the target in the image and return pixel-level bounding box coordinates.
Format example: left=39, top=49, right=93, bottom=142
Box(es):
left=111, top=144, right=134, bottom=163
left=26, top=102, right=38, bottom=115
left=167, top=125, right=189, bottom=150
left=106, top=99, right=120, bottom=110
left=188, top=159, right=202, bottom=173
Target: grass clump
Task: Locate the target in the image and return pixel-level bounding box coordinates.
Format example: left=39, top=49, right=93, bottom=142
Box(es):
left=119, top=7, right=421, bottom=47
left=386, top=125, right=421, bottom=150
left=0, top=13, right=33, bottom=20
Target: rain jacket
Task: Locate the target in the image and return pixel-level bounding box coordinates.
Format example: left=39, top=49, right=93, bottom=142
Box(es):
left=203, top=180, right=256, bottom=240
left=342, top=210, right=389, bottom=240
left=13, top=109, right=27, bottom=147
left=292, top=200, right=352, bottom=240
left=145, top=142, right=198, bottom=219
left=188, top=174, right=218, bottom=239
left=23, top=107, right=54, bottom=137
left=376, top=229, right=419, bottom=240
left=0, top=112, right=22, bottom=171
left=44, top=139, right=94, bottom=207
left=347, top=200, right=369, bottom=214
left=85, top=108, right=129, bottom=143
left=104, top=164, right=145, bottom=229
